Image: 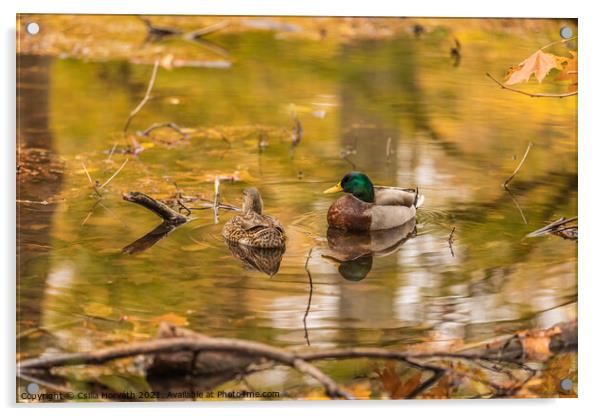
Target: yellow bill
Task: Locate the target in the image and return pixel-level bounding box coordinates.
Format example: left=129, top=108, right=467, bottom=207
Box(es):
left=323, top=182, right=343, bottom=194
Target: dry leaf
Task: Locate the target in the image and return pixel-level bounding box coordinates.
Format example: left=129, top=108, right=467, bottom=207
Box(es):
left=505, top=50, right=562, bottom=85
left=518, top=325, right=562, bottom=361
left=420, top=374, right=452, bottom=399
left=555, top=51, right=578, bottom=92
left=376, top=362, right=422, bottom=399
left=347, top=380, right=373, bottom=399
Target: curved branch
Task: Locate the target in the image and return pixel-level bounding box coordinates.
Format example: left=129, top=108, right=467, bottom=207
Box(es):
left=486, top=73, right=577, bottom=98
left=18, top=337, right=353, bottom=400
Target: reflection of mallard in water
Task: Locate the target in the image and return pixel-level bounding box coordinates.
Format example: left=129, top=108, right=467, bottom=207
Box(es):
left=224, top=239, right=285, bottom=276
left=222, top=187, right=286, bottom=248
left=323, top=172, right=424, bottom=232
left=323, top=219, right=417, bottom=281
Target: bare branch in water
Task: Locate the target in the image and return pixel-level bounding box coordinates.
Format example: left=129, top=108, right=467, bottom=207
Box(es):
left=184, top=20, right=230, bottom=40
left=504, top=141, right=533, bottom=189
left=99, top=158, right=129, bottom=189
left=122, top=192, right=188, bottom=224
left=138, top=122, right=188, bottom=138
left=19, top=334, right=353, bottom=400
left=123, top=60, right=160, bottom=133
left=527, top=216, right=578, bottom=240
left=303, top=247, right=315, bottom=346
left=18, top=321, right=576, bottom=399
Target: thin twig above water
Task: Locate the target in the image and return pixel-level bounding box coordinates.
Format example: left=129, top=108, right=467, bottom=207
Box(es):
left=123, top=60, right=160, bottom=134
left=504, top=141, right=533, bottom=189
left=138, top=122, right=188, bottom=139
left=99, top=158, right=129, bottom=189
left=303, top=247, right=315, bottom=346
left=486, top=73, right=577, bottom=98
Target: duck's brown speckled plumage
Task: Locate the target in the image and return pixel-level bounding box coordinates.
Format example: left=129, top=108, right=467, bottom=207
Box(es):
left=222, top=188, right=286, bottom=248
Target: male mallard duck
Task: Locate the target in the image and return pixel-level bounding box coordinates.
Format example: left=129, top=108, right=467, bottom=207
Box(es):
left=323, top=172, right=424, bottom=232
left=222, top=187, right=286, bottom=248
left=324, top=220, right=417, bottom=281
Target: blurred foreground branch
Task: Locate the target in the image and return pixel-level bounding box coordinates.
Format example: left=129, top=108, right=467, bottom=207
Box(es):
left=19, top=321, right=576, bottom=400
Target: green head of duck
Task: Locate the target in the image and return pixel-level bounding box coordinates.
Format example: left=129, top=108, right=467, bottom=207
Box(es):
left=324, top=171, right=375, bottom=203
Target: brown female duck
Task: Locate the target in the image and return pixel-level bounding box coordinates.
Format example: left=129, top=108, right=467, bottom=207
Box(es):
left=222, top=187, right=286, bottom=248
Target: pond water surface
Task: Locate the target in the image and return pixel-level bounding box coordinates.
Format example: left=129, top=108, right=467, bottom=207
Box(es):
left=17, top=21, right=577, bottom=397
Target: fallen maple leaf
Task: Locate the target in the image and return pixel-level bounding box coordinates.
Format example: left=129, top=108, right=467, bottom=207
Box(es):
left=505, top=50, right=562, bottom=85
left=518, top=325, right=562, bottom=361
left=376, top=362, right=422, bottom=399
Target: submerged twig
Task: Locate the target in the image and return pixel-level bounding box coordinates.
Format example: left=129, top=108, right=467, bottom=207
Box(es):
left=486, top=73, right=577, bottom=98
left=123, top=60, right=160, bottom=133
left=503, top=142, right=532, bottom=189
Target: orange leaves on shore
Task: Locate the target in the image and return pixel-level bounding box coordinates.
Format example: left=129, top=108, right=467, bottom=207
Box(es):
left=376, top=362, right=422, bottom=399
left=517, top=325, right=562, bottom=361
left=504, top=50, right=561, bottom=85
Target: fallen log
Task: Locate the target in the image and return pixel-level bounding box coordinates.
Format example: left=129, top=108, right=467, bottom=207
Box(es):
left=18, top=321, right=576, bottom=400
left=122, top=192, right=187, bottom=225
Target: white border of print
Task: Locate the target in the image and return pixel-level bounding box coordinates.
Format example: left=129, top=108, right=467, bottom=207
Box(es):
left=2, top=1, right=599, bottom=416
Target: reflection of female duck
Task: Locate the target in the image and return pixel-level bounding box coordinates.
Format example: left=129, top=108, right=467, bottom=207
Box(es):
left=224, top=240, right=285, bottom=276
left=222, top=188, right=286, bottom=248
left=324, top=219, right=417, bottom=281
left=323, top=172, right=423, bottom=232
left=222, top=188, right=286, bottom=276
